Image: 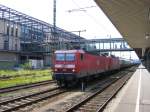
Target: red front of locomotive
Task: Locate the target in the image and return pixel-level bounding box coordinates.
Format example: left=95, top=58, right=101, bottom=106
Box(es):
left=53, top=50, right=84, bottom=84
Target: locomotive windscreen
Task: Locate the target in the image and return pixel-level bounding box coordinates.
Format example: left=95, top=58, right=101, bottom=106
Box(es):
left=56, top=53, right=65, bottom=61
left=56, top=53, right=75, bottom=61
left=66, top=54, right=75, bottom=61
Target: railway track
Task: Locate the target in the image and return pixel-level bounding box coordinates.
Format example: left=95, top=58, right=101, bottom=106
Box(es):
left=0, top=74, right=49, bottom=80
left=0, top=87, right=66, bottom=112
left=0, top=80, right=55, bottom=94
left=65, top=71, right=132, bottom=112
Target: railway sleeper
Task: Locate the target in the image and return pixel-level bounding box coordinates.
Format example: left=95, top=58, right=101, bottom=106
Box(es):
left=92, top=96, right=109, bottom=101
left=34, top=95, right=43, bottom=99
left=21, top=99, right=31, bottom=103
left=0, top=109, right=4, bottom=112
left=97, top=96, right=111, bottom=99
left=13, top=101, right=26, bottom=105
left=30, top=96, right=38, bottom=100
left=1, top=105, right=12, bottom=110
left=82, top=104, right=101, bottom=109
left=85, top=99, right=107, bottom=104
left=37, top=94, right=50, bottom=99
left=7, top=103, right=20, bottom=107
left=84, top=102, right=104, bottom=108
left=78, top=107, right=96, bottom=112
left=25, top=98, right=35, bottom=101
left=85, top=101, right=101, bottom=105
left=7, top=103, right=17, bottom=108
left=100, top=93, right=113, bottom=96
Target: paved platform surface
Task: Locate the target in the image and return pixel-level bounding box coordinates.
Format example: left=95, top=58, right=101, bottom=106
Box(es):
left=103, top=64, right=150, bottom=112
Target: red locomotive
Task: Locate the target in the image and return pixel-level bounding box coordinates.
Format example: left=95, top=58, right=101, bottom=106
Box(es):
left=52, top=49, right=129, bottom=86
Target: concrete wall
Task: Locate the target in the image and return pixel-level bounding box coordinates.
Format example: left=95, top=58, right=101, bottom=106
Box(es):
left=44, top=54, right=53, bottom=67
left=0, top=20, right=4, bottom=49
left=0, top=35, right=4, bottom=50
left=0, top=52, right=18, bottom=69
left=0, top=20, right=4, bottom=33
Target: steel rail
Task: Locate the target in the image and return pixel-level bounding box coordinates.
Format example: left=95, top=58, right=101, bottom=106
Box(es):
left=0, top=87, right=59, bottom=105
left=0, top=80, right=55, bottom=94
left=0, top=87, right=66, bottom=112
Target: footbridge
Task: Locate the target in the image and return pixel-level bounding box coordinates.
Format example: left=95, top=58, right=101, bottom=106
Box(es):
left=72, top=38, right=133, bottom=52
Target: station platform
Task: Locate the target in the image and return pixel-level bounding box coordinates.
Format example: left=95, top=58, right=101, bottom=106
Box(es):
left=104, top=64, right=150, bottom=112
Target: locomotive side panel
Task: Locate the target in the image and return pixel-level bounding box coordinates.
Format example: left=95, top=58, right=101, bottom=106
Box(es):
left=75, top=52, right=88, bottom=78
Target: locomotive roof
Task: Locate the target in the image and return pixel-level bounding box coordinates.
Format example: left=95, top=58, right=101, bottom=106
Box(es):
left=55, top=49, right=85, bottom=53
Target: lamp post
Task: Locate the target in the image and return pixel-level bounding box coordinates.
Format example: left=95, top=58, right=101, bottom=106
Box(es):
left=69, top=30, right=86, bottom=49
left=53, top=0, right=56, bottom=33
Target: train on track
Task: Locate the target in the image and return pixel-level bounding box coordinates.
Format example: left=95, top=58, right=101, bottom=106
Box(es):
left=52, top=49, right=132, bottom=86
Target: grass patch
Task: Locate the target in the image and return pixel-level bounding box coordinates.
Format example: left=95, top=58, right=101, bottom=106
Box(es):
left=0, top=69, right=52, bottom=77
left=0, top=69, right=53, bottom=88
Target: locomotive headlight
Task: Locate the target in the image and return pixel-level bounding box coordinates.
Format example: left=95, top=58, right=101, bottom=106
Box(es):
left=72, top=69, right=75, bottom=72
left=55, top=68, right=57, bottom=71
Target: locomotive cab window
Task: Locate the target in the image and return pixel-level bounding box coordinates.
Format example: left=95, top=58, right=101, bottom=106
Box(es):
left=56, top=53, right=65, bottom=61
left=66, top=53, right=75, bottom=61
left=55, top=53, right=75, bottom=61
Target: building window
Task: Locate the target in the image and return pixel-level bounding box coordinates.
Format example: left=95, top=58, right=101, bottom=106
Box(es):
left=4, top=40, right=8, bottom=50
left=6, top=24, right=9, bottom=35
left=15, top=43, right=17, bottom=51
left=11, top=25, right=14, bottom=36
left=16, top=27, right=18, bottom=37
left=15, top=39, right=18, bottom=50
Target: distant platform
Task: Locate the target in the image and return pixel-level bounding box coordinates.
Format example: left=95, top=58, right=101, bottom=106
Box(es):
left=103, top=64, right=150, bottom=112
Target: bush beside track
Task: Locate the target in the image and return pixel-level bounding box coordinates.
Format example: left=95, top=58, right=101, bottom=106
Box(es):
left=0, top=69, right=53, bottom=88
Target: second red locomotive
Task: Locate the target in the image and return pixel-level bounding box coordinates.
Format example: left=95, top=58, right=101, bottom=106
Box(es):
left=52, top=49, right=125, bottom=86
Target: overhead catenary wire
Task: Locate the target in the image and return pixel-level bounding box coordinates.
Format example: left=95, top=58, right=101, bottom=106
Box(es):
left=71, top=0, right=111, bottom=34
left=67, top=6, right=96, bottom=13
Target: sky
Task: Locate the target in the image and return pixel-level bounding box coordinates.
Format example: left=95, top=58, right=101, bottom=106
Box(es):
left=0, top=0, right=139, bottom=59
left=0, top=0, right=122, bottom=39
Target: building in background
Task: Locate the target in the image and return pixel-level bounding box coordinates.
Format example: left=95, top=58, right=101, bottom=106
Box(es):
left=0, top=4, right=85, bottom=69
